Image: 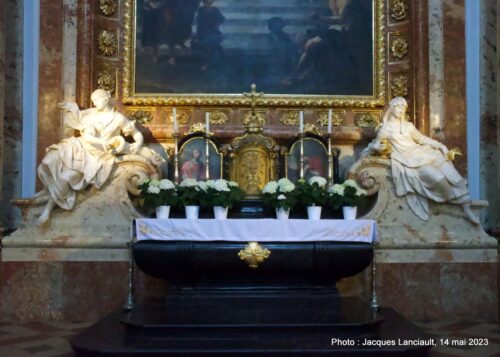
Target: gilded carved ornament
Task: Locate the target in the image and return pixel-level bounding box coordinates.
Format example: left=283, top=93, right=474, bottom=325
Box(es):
left=390, top=0, right=408, bottom=21
left=238, top=242, right=271, bottom=269
left=391, top=37, right=409, bottom=59
left=169, top=111, right=189, bottom=124
left=97, top=30, right=117, bottom=56
left=184, top=123, right=214, bottom=136
left=356, top=114, right=380, bottom=128
left=390, top=75, right=408, bottom=98
left=97, top=72, right=116, bottom=93
left=99, top=0, right=117, bottom=16
left=208, top=111, right=229, bottom=124
left=317, top=111, right=344, bottom=126
left=129, top=110, right=153, bottom=125
left=280, top=111, right=301, bottom=126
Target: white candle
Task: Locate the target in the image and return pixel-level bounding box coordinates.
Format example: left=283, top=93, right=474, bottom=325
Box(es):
left=299, top=111, right=304, bottom=133
left=327, top=109, right=332, bottom=134
left=205, top=112, right=210, bottom=134
left=173, top=107, right=178, bottom=133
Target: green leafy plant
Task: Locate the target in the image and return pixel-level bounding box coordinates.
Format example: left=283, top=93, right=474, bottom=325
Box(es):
left=177, top=179, right=207, bottom=206
left=205, top=179, right=244, bottom=208
left=138, top=179, right=178, bottom=208
left=261, top=178, right=297, bottom=210
left=341, top=179, right=368, bottom=207
left=295, top=176, right=328, bottom=207
left=327, top=183, right=345, bottom=209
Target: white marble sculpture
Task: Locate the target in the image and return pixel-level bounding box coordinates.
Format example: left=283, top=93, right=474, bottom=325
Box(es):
left=361, top=97, right=479, bottom=224
left=33, top=89, right=159, bottom=224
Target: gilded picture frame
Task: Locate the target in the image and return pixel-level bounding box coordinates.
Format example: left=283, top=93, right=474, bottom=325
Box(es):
left=285, top=137, right=329, bottom=182
left=178, top=136, right=224, bottom=181
left=123, top=0, right=385, bottom=108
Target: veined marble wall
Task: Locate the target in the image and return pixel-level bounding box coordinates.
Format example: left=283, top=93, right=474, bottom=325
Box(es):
left=1, top=0, right=23, bottom=231
left=480, top=0, right=498, bottom=230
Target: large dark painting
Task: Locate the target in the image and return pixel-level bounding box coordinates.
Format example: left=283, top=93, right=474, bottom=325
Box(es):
left=135, top=0, right=373, bottom=96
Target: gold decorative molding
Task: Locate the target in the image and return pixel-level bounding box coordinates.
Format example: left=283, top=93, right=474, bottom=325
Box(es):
left=184, top=123, right=214, bottom=136
left=280, top=111, right=301, bottom=126
left=208, top=111, right=229, bottom=124
left=242, top=112, right=266, bottom=134
left=97, top=72, right=116, bottom=93
left=99, top=0, right=117, bottom=16
left=390, top=0, right=408, bottom=21
left=390, top=75, right=408, bottom=98
left=316, top=111, right=344, bottom=126
left=169, top=111, right=190, bottom=124
left=356, top=114, right=380, bottom=128
left=129, top=110, right=153, bottom=125
left=121, top=0, right=386, bottom=108
left=303, top=123, right=322, bottom=136
left=391, top=37, right=408, bottom=59
left=238, top=242, right=271, bottom=269
left=97, top=30, right=117, bottom=56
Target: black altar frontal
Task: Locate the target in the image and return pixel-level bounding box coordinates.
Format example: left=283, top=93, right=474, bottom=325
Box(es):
left=71, top=219, right=433, bottom=356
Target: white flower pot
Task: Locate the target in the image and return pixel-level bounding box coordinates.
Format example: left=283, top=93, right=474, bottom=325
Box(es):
left=307, top=206, right=322, bottom=220
left=213, top=206, right=228, bottom=219
left=343, top=206, right=357, bottom=220
left=185, top=205, right=200, bottom=219
left=275, top=208, right=290, bottom=220
left=155, top=205, right=170, bottom=219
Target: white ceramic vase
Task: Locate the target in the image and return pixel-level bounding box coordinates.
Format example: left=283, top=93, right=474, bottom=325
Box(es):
left=275, top=208, right=290, bottom=220
left=185, top=205, right=200, bottom=219
left=213, top=206, right=228, bottom=219
left=155, top=205, right=170, bottom=219
left=343, top=206, right=357, bottom=220
left=307, top=206, right=322, bottom=220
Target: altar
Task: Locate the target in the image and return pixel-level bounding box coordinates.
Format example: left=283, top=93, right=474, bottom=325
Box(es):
left=71, top=218, right=433, bottom=355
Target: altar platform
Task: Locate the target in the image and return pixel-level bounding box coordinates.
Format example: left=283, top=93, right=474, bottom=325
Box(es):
left=70, top=218, right=433, bottom=355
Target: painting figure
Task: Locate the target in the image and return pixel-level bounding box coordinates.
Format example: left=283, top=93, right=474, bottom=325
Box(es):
left=267, top=17, right=299, bottom=75
left=287, top=139, right=328, bottom=182
left=180, top=149, right=206, bottom=180
left=192, top=0, right=226, bottom=71
left=282, top=0, right=371, bottom=90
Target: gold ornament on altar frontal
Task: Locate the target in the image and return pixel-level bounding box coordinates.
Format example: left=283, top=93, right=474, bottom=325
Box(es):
left=390, top=0, right=408, bottom=21
left=391, top=37, right=409, bottom=59
left=303, top=124, right=322, bottom=136
left=447, top=148, right=462, bottom=161
left=129, top=110, right=152, bottom=125
left=99, top=0, right=117, bottom=16
left=169, top=111, right=189, bottom=124
left=238, top=242, right=271, bottom=269
left=97, top=72, right=116, bottom=93
left=280, top=111, right=300, bottom=126
left=97, top=30, right=117, bottom=56
left=391, top=75, right=408, bottom=98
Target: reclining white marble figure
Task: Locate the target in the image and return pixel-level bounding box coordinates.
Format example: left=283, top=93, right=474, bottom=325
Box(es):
left=33, top=89, right=160, bottom=225
left=361, top=97, right=479, bottom=224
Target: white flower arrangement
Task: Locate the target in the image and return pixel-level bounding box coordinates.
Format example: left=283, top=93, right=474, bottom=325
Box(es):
left=308, top=176, right=327, bottom=188
left=328, top=184, right=345, bottom=196
left=277, top=178, right=295, bottom=193
left=205, top=179, right=243, bottom=208
left=197, top=181, right=208, bottom=192
left=341, top=179, right=368, bottom=207
left=277, top=194, right=286, bottom=200
left=147, top=185, right=161, bottom=194
left=180, top=178, right=198, bottom=187
left=343, top=179, right=358, bottom=188
left=159, top=179, right=175, bottom=190
left=206, top=179, right=230, bottom=192
left=262, top=181, right=278, bottom=194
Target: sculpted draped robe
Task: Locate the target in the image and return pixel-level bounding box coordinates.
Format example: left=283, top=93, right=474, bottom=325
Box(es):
left=38, top=108, right=137, bottom=210
left=376, top=120, right=469, bottom=220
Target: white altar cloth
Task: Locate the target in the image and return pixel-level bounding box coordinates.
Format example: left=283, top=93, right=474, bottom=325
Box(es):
left=133, top=219, right=377, bottom=243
